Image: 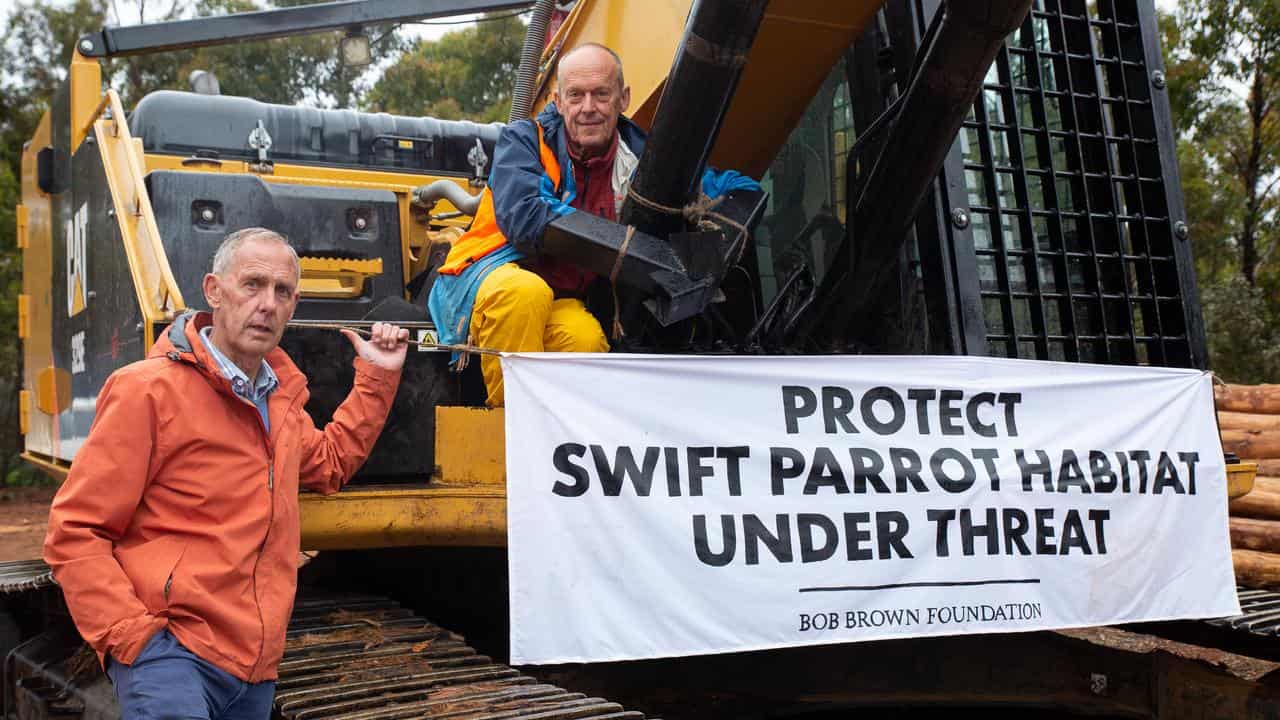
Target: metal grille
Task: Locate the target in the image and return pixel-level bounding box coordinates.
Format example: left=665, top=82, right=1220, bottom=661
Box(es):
left=956, top=0, right=1204, bottom=367
left=1208, top=587, right=1280, bottom=637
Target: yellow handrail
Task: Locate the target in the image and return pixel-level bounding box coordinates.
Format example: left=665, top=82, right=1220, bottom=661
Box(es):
left=94, top=89, right=186, bottom=327
left=80, top=93, right=113, bottom=145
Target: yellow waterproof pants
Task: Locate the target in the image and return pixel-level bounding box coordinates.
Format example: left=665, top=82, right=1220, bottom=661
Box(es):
left=470, top=263, right=609, bottom=406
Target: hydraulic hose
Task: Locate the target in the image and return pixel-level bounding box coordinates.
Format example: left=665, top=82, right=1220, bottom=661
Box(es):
left=509, top=0, right=556, bottom=123
left=412, top=180, right=483, bottom=217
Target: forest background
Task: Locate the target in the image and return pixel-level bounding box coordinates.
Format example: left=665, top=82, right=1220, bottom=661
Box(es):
left=0, top=0, right=1271, bottom=483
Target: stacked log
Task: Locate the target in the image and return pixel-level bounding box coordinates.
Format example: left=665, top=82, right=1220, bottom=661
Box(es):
left=1217, top=384, right=1280, bottom=415
left=1220, top=384, right=1280, bottom=590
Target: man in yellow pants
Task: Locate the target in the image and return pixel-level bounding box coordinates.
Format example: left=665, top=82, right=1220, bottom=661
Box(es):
left=428, top=43, right=638, bottom=405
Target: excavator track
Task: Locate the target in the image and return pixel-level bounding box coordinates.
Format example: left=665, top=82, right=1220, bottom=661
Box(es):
left=0, top=559, right=55, bottom=593
left=275, top=589, right=652, bottom=720
left=0, top=562, right=652, bottom=719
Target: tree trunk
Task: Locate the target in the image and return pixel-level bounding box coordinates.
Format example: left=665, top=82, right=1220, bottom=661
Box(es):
left=1238, top=51, right=1268, bottom=286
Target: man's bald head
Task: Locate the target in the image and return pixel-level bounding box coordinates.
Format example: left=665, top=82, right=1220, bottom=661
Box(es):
left=557, top=42, right=625, bottom=90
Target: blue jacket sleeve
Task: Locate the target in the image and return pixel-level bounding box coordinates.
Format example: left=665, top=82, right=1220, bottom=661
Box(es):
left=490, top=120, right=575, bottom=255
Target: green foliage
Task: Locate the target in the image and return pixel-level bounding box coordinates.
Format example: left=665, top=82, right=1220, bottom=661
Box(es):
left=365, top=12, right=525, bottom=122
left=0, top=0, right=107, bottom=172
left=1201, top=276, right=1280, bottom=383
left=4, top=455, right=54, bottom=488
left=1159, top=11, right=1213, bottom=137
left=1162, top=2, right=1280, bottom=382
left=98, top=0, right=406, bottom=108
left=1178, top=138, right=1237, bottom=285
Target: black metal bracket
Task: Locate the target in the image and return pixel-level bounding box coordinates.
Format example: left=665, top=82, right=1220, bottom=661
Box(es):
left=541, top=213, right=721, bottom=327
left=541, top=188, right=766, bottom=328
left=77, top=0, right=531, bottom=58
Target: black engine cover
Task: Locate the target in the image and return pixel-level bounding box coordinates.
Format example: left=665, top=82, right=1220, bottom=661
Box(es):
left=148, top=170, right=404, bottom=321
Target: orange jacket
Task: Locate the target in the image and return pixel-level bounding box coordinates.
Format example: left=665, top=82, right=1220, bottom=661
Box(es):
left=44, top=311, right=401, bottom=682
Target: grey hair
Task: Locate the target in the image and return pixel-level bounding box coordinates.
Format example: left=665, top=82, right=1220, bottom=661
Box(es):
left=556, top=42, right=625, bottom=89
left=211, top=227, right=300, bottom=280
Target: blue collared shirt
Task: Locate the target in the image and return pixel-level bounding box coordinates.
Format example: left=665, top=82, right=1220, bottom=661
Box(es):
left=198, top=326, right=279, bottom=433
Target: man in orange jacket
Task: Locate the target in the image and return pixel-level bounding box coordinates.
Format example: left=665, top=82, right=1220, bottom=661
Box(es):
left=44, top=227, right=408, bottom=720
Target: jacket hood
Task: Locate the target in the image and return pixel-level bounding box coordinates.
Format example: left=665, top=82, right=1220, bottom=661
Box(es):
left=150, top=310, right=305, bottom=394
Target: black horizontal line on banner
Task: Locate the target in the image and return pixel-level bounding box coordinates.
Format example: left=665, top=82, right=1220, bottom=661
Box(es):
left=798, top=578, right=1042, bottom=592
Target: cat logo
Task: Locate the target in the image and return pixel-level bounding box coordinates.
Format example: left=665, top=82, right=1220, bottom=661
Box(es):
left=66, top=202, right=88, bottom=317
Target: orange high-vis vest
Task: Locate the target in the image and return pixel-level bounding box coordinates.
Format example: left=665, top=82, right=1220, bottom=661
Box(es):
left=439, top=122, right=562, bottom=276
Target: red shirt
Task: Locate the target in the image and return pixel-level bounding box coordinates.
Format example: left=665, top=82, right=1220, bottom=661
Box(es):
left=525, top=131, right=619, bottom=296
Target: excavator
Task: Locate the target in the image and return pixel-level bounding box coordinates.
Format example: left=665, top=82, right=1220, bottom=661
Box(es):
left=7, top=0, right=1275, bottom=717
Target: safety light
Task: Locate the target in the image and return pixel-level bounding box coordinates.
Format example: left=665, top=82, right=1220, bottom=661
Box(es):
left=340, top=27, right=372, bottom=67
left=188, top=70, right=221, bottom=95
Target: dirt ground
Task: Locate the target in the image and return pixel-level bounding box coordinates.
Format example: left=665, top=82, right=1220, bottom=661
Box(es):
left=0, top=487, right=56, bottom=563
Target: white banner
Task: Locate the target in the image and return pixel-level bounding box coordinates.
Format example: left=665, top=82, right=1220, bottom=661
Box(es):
left=503, top=354, right=1239, bottom=665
